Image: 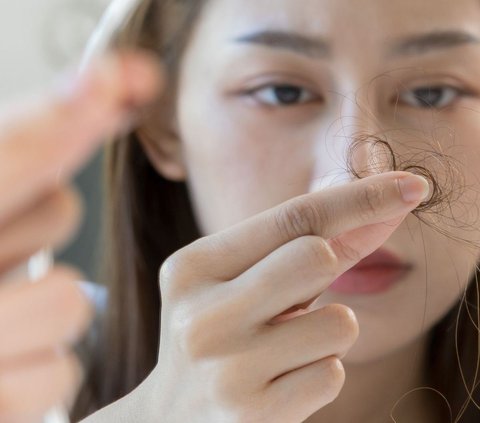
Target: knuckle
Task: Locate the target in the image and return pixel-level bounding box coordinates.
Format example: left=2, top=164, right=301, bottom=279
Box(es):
left=173, top=306, right=211, bottom=359
left=172, top=292, right=237, bottom=360
left=275, top=199, right=324, bottom=240
left=300, top=237, right=338, bottom=275
left=329, top=237, right=362, bottom=263
left=158, top=254, right=176, bottom=289
left=321, top=357, right=345, bottom=403
left=158, top=251, right=186, bottom=298
left=324, top=304, right=360, bottom=345
left=359, top=183, right=385, bottom=220
left=158, top=244, right=203, bottom=299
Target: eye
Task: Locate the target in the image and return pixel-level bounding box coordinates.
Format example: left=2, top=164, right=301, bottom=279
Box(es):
left=249, top=84, right=318, bottom=106
left=398, top=86, right=463, bottom=109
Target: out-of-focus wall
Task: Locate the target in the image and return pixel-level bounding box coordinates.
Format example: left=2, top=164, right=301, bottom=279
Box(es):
left=0, top=0, right=110, bottom=281
left=0, top=0, right=110, bottom=99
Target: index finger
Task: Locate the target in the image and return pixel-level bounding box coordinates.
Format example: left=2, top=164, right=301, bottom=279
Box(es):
left=0, top=50, right=162, bottom=226
left=179, top=171, right=429, bottom=281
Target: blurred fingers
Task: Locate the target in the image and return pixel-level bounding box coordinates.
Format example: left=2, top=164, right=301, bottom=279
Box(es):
left=0, top=50, right=163, bottom=226
left=0, top=350, right=82, bottom=421
left=0, top=186, right=83, bottom=275
left=0, top=266, right=93, bottom=362
left=266, top=356, right=345, bottom=422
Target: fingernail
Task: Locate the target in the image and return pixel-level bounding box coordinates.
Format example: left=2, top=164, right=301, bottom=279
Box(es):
left=397, top=175, right=430, bottom=203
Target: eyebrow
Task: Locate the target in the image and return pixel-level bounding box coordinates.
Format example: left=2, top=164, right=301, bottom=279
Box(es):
left=233, top=29, right=480, bottom=60
left=390, top=30, right=480, bottom=57
left=233, top=30, right=331, bottom=58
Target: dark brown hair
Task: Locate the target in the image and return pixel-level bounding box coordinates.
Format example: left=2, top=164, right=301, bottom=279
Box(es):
left=73, top=1, right=480, bottom=421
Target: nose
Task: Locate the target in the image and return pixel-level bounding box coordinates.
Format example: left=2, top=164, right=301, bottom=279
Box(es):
left=308, top=95, right=388, bottom=193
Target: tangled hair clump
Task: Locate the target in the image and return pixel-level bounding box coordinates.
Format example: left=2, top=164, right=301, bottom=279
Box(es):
left=346, top=132, right=478, bottom=246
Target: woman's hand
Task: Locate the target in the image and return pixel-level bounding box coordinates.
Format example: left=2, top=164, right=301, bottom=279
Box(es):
left=89, top=170, right=428, bottom=423
left=0, top=51, right=161, bottom=421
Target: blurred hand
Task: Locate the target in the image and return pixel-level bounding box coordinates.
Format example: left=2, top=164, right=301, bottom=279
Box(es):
left=0, top=50, right=162, bottom=422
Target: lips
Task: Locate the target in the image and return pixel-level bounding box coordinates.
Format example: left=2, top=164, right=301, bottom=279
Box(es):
left=328, top=248, right=412, bottom=295
left=350, top=248, right=407, bottom=269
left=274, top=248, right=411, bottom=322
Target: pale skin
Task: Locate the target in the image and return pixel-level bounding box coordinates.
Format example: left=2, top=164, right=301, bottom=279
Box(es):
left=4, top=0, right=480, bottom=423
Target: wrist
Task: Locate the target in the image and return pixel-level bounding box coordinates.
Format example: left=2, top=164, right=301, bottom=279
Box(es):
left=79, top=370, right=159, bottom=423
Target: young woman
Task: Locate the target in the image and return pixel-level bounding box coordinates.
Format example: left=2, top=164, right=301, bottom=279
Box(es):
left=71, top=0, right=480, bottom=421
left=2, top=0, right=480, bottom=422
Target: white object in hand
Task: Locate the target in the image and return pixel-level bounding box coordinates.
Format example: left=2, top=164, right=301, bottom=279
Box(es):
left=28, top=249, right=71, bottom=423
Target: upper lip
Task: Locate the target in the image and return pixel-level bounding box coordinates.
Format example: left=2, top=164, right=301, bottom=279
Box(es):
left=352, top=247, right=412, bottom=270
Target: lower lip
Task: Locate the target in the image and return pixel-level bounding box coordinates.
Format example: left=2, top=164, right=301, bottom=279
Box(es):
left=328, top=265, right=410, bottom=295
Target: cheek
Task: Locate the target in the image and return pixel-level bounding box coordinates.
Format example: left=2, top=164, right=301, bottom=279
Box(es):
left=435, top=114, right=480, bottom=246
left=455, top=124, right=480, bottom=201
left=396, top=110, right=480, bottom=333
left=176, top=91, right=318, bottom=234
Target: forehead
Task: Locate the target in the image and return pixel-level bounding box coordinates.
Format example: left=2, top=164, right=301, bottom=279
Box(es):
left=196, top=0, right=480, bottom=41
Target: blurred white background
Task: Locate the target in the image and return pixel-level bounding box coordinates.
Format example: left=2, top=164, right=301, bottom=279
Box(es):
left=0, top=0, right=111, bottom=281
left=0, top=0, right=110, bottom=100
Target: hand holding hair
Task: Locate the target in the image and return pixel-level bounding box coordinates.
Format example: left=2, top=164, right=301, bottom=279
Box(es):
left=83, top=170, right=430, bottom=423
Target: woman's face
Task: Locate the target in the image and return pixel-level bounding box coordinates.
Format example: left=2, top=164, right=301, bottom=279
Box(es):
left=166, top=0, right=480, bottom=363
